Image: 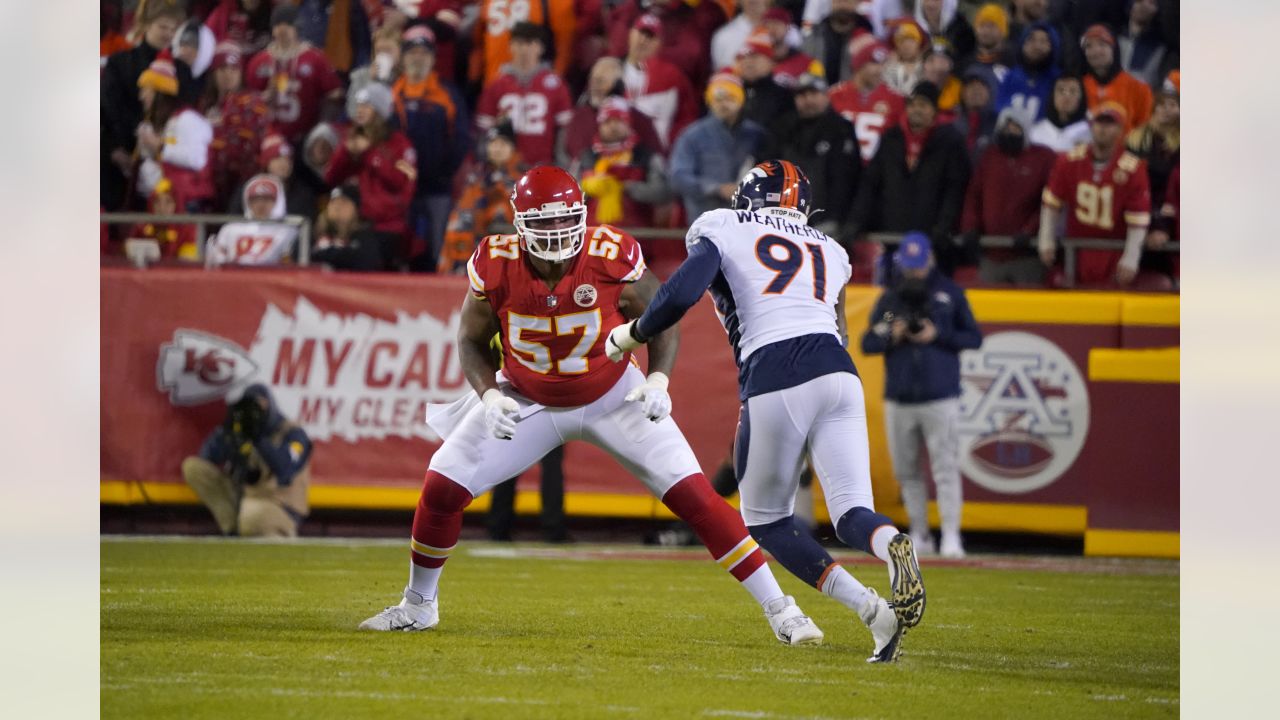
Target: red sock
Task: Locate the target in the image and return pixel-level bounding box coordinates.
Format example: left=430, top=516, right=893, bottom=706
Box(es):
left=661, top=475, right=766, bottom=581
left=409, top=471, right=473, bottom=570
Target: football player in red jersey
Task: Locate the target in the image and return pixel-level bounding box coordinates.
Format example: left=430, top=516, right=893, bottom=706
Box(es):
left=1038, top=101, right=1152, bottom=286
left=475, top=22, right=573, bottom=167
left=360, top=167, right=823, bottom=646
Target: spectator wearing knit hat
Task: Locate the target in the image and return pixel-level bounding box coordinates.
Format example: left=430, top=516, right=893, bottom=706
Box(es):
left=345, top=26, right=404, bottom=122
left=439, top=122, right=526, bottom=274
left=228, top=134, right=319, bottom=224
left=762, top=72, right=861, bottom=240
left=883, top=18, right=928, bottom=96
left=325, top=83, right=418, bottom=262
left=125, top=178, right=199, bottom=261
left=620, top=13, right=700, bottom=149
left=736, top=30, right=795, bottom=128
left=851, top=80, right=971, bottom=276
left=392, top=23, right=470, bottom=272
left=101, top=0, right=191, bottom=211
left=960, top=105, right=1056, bottom=285
left=561, top=57, right=665, bottom=167
left=135, top=50, right=215, bottom=210
left=669, top=73, right=768, bottom=221
left=958, top=3, right=1013, bottom=86
left=995, top=22, right=1062, bottom=121
left=606, top=0, right=727, bottom=96
left=829, top=40, right=904, bottom=163
left=800, top=0, right=874, bottom=87
left=244, top=4, right=343, bottom=145
left=1081, top=24, right=1153, bottom=130
left=920, top=47, right=961, bottom=118
left=1028, top=74, right=1091, bottom=152
left=575, top=97, right=672, bottom=229
left=950, top=66, right=999, bottom=165
left=759, top=7, right=824, bottom=90
left=203, top=42, right=271, bottom=208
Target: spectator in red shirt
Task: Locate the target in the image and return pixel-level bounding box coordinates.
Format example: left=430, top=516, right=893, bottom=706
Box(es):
left=475, top=22, right=574, bottom=167
left=607, top=0, right=726, bottom=95
left=1039, top=102, right=1151, bottom=286
left=760, top=7, right=823, bottom=89
left=562, top=57, right=665, bottom=166
left=325, top=83, right=418, bottom=261
left=228, top=134, right=320, bottom=223
left=619, top=13, right=700, bottom=150
left=245, top=5, right=344, bottom=145
left=576, top=97, right=671, bottom=228
left=960, top=106, right=1056, bottom=285
left=126, top=178, right=198, bottom=260
left=204, top=42, right=271, bottom=209
left=204, top=0, right=274, bottom=56
left=829, top=41, right=903, bottom=163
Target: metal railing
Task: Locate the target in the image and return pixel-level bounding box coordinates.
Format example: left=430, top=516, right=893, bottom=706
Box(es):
left=100, top=213, right=313, bottom=267
left=864, top=233, right=1180, bottom=288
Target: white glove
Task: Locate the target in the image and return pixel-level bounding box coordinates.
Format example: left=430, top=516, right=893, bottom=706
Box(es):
left=625, top=372, right=672, bottom=422
left=605, top=320, right=645, bottom=362
left=482, top=389, right=520, bottom=440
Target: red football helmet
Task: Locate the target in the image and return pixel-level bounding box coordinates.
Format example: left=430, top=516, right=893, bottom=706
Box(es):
left=510, top=166, right=587, bottom=262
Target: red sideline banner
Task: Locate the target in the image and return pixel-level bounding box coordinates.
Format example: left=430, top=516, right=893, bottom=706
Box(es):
left=102, top=267, right=741, bottom=496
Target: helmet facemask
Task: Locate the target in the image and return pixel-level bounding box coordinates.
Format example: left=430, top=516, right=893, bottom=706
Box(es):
left=514, top=202, right=587, bottom=262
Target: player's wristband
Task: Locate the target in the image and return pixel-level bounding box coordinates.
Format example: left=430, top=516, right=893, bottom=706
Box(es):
left=630, top=321, right=650, bottom=344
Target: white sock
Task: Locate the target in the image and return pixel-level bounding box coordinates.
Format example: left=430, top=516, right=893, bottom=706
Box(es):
left=820, top=565, right=872, bottom=615
left=741, top=565, right=786, bottom=608
left=407, top=561, right=444, bottom=602
left=870, top=526, right=899, bottom=587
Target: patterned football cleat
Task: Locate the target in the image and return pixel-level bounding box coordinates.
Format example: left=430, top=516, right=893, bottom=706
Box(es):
left=888, top=533, right=926, bottom=629
left=860, top=589, right=903, bottom=663
left=764, top=595, right=824, bottom=646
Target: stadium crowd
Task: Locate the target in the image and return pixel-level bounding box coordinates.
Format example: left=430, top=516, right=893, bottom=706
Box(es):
left=100, top=0, right=1179, bottom=287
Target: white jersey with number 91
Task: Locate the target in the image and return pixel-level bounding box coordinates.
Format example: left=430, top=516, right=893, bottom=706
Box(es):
left=687, top=207, right=852, bottom=362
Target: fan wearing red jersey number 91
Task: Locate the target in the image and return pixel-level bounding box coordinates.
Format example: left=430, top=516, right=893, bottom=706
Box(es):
left=359, top=166, right=821, bottom=648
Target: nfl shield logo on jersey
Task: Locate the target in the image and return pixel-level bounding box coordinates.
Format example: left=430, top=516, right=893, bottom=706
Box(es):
left=574, top=284, right=598, bottom=307
left=956, top=332, right=1090, bottom=494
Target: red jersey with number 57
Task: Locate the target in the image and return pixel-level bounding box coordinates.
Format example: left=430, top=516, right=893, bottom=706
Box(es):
left=475, top=69, right=573, bottom=166
left=467, top=225, right=647, bottom=407
left=1042, top=145, right=1151, bottom=282
left=828, top=82, right=904, bottom=162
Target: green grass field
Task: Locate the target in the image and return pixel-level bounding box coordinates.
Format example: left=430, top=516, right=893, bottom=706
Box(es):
left=101, top=538, right=1178, bottom=719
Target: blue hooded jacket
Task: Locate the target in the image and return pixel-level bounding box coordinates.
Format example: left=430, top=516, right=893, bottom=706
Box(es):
left=200, top=384, right=312, bottom=486
left=996, top=22, right=1062, bottom=121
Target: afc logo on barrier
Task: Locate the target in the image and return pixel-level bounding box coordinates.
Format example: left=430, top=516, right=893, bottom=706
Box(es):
left=957, top=332, right=1090, bottom=494
left=156, top=330, right=258, bottom=405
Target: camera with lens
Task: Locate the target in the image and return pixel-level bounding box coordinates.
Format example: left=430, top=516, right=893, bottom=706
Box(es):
left=896, top=277, right=932, bottom=335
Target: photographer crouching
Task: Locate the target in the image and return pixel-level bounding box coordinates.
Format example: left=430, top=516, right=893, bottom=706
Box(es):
left=181, top=384, right=313, bottom=537
left=861, top=233, right=982, bottom=558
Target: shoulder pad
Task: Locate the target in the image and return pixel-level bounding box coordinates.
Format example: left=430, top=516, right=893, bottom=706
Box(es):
left=686, top=209, right=736, bottom=249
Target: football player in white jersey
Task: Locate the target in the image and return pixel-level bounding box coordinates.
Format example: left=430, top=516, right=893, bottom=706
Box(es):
left=606, top=160, right=926, bottom=663
left=207, top=174, right=299, bottom=266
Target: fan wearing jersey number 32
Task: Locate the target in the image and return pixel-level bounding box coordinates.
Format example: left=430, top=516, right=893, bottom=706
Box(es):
left=360, top=166, right=823, bottom=646
left=606, top=160, right=928, bottom=663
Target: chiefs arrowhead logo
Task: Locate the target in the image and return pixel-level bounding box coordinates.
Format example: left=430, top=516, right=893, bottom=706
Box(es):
left=156, top=330, right=259, bottom=406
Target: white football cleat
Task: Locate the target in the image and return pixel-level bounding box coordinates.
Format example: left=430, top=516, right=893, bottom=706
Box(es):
left=860, top=588, right=903, bottom=663
left=358, top=590, right=439, bottom=632
left=939, top=532, right=966, bottom=559
left=764, top=595, right=824, bottom=646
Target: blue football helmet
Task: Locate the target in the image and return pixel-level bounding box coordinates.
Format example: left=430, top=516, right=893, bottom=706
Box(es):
left=731, top=159, right=813, bottom=216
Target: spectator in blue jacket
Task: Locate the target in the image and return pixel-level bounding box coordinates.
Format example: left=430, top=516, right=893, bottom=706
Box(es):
left=181, top=384, right=313, bottom=537
left=995, top=21, right=1061, bottom=121
left=391, top=23, right=470, bottom=271
left=669, top=73, right=768, bottom=221
left=860, top=233, right=982, bottom=559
